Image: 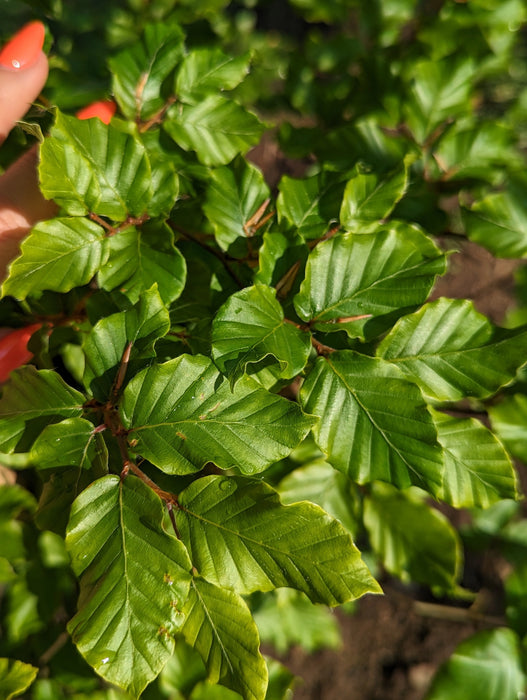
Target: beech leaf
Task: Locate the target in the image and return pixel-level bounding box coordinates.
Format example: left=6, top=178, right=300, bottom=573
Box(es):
left=66, top=475, right=192, bottom=697
left=177, top=475, right=381, bottom=604
left=120, top=355, right=315, bottom=475
left=181, top=577, right=268, bottom=700
left=300, top=351, right=444, bottom=495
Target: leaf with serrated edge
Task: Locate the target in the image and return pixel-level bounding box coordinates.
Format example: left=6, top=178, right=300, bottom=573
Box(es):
left=2, top=218, right=108, bottom=300
left=300, top=351, right=444, bottom=495
left=181, top=577, right=268, bottom=700
left=293, top=225, right=446, bottom=339
left=364, top=482, right=462, bottom=590
left=433, top=410, right=518, bottom=509
left=211, top=284, right=312, bottom=386
left=66, top=475, right=191, bottom=697
left=177, top=475, right=381, bottom=604
left=0, top=367, right=85, bottom=454
left=377, top=298, right=527, bottom=401
left=120, top=355, right=315, bottom=475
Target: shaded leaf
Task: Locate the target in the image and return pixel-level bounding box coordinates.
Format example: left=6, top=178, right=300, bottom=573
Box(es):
left=211, top=284, right=312, bottom=386
left=182, top=577, right=268, bottom=700
left=176, top=48, right=250, bottom=104
left=120, top=355, right=315, bottom=475
left=83, top=285, right=170, bottom=400
left=2, top=217, right=108, bottom=300
left=110, top=23, right=185, bottom=120
left=177, top=475, right=381, bottom=604
left=425, top=628, right=526, bottom=700
left=0, top=367, right=85, bottom=453
left=294, top=225, right=446, bottom=339
left=39, top=111, right=152, bottom=220
left=66, top=475, right=192, bottom=697
left=253, top=588, right=341, bottom=654
left=277, top=170, right=347, bottom=240
left=97, top=223, right=186, bottom=305
left=164, top=96, right=264, bottom=166
left=364, top=482, right=462, bottom=590
left=203, top=157, right=270, bottom=256
left=339, top=158, right=409, bottom=230
left=30, top=417, right=106, bottom=471
left=300, top=351, right=444, bottom=494
left=433, top=410, right=518, bottom=509
left=377, top=298, right=527, bottom=401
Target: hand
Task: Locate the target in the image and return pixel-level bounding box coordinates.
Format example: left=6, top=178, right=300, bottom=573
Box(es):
left=0, top=21, right=57, bottom=285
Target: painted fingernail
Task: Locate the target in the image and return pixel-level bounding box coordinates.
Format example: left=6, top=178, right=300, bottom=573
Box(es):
left=0, top=21, right=45, bottom=70
left=76, top=100, right=117, bottom=124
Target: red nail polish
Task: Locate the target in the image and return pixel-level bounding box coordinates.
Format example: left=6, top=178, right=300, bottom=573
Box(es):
left=0, top=21, right=45, bottom=70
left=76, top=100, right=117, bottom=125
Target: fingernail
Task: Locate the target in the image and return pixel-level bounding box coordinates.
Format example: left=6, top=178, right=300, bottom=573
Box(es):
left=0, top=21, right=45, bottom=71
left=76, top=100, right=117, bottom=124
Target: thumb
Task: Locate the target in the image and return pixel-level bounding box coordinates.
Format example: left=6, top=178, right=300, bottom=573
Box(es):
left=0, top=21, right=48, bottom=143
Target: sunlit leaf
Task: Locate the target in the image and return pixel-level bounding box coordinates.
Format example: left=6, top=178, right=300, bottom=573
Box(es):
left=177, top=475, right=381, bottom=604
left=2, top=218, right=108, bottom=300
left=182, top=577, right=268, bottom=700
left=300, top=351, right=444, bottom=495
left=66, top=475, right=192, bottom=697
left=211, top=284, right=312, bottom=386
left=30, top=417, right=106, bottom=471
left=377, top=298, right=527, bottom=400
left=294, top=225, right=446, bottom=339
left=0, top=658, right=38, bottom=700
left=120, top=355, right=315, bottom=475
left=489, top=393, right=527, bottom=463
left=176, top=48, right=250, bottom=104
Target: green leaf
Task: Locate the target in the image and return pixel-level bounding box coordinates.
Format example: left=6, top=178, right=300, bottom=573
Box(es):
left=300, top=351, right=444, bottom=495
left=83, top=285, right=170, bottom=400
left=0, top=658, right=38, bottom=699
left=30, top=417, right=106, bottom=471
left=339, top=159, right=410, bottom=230
left=489, top=393, right=527, bottom=463
left=253, top=588, right=341, bottom=654
left=176, top=48, right=250, bottom=104
left=293, top=225, right=446, bottom=339
left=433, top=410, right=518, bottom=509
left=211, top=284, right=312, bottom=386
left=177, top=475, right=381, bottom=604
left=2, top=217, right=109, bottom=300
left=120, top=355, right=315, bottom=475
left=164, top=96, right=264, bottom=166
left=97, top=223, right=186, bottom=305
left=109, top=22, right=185, bottom=121
left=0, top=367, right=85, bottom=453
left=203, top=157, right=270, bottom=256
left=278, top=460, right=360, bottom=537
left=505, top=562, right=527, bottom=638
left=181, top=577, right=268, bottom=700
left=0, top=484, right=37, bottom=522
left=425, top=628, right=526, bottom=700
left=277, top=170, right=347, bottom=240
left=39, top=111, right=152, bottom=220
left=364, top=482, right=462, bottom=590
left=377, top=298, right=527, bottom=401
left=254, top=230, right=308, bottom=299
left=403, top=56, right=475, bottom=144
left=66, top=475, right=192, bottom=697
left=463, top=181, right=527, bottom=258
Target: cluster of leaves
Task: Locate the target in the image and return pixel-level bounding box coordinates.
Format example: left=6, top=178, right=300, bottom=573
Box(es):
left=1, top=1, right=527, bottom=699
